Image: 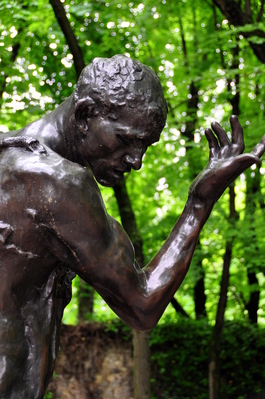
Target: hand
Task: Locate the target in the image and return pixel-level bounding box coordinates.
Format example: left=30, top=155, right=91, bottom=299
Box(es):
left=189, top=115, right=265, bottom=204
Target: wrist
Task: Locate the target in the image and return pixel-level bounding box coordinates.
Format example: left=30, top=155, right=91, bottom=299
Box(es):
left=187, top=190, right=215, bottom=209
left=185, top=194, right=215, bottom=225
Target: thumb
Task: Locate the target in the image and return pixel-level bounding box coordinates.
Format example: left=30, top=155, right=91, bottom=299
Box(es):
left=218, top=153, right=261, bottom=184
left=251, top=134, right=265, bottom=159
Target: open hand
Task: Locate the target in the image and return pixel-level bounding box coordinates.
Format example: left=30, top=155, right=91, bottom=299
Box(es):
left=189, top=116, right=265, bottom=204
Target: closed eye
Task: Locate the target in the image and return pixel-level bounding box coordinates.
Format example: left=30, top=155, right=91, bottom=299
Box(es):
left=117, top=134, right=133, bottom=146
left=117, top=134, right=149, bottom=153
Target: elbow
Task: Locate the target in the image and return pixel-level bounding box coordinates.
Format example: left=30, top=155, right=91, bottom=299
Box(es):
left=110, top=293, right=163, bottom=332
left=129, top=322, right=154, bottom=333
left=133, top=324, right=154, bottom=333
left=121, top=309, right=160, bottom=332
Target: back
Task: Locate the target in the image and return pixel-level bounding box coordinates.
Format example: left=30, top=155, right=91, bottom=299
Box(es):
left=0, top=141, right=75, bottom=298
left=0, top=142, right=79, bottom=398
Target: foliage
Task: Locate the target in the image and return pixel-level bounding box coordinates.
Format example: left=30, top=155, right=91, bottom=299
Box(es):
left=150, top=319, right=265, bottom=399
left=2, top=2, right=265, bottom=395
left=1, top=0, right=264, bottom=325
left=46, top=319, right=265, bottom=399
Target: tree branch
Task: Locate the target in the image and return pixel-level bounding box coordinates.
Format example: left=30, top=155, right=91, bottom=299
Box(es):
left=49, top=0, right=85, bottom=78
left=170, top=297, right=190, bottom=318
left=257, top=0, right=265, bottom=22
left=212, top=0, right=265, bottom=64
left=244, top=0, right=252, bottom=18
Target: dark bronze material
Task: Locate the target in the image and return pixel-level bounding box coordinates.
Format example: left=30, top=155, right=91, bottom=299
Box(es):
left=0, top=55, right=264, bottom=398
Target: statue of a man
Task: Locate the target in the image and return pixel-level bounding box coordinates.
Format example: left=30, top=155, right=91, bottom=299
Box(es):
left=0, top=55, right=264, bottom=398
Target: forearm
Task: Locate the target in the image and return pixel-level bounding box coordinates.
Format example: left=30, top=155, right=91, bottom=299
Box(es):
left=99, top=196, right=214, bottom=331
left=147, top=196, right=213, bottom=276
left=137, top=197, right=213, bottom=324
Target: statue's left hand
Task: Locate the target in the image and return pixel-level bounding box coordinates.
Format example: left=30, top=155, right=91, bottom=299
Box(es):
left=189, top=115, right=265, bottom=204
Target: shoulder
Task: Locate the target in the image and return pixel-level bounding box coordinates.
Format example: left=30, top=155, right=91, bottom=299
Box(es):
left=0, top=141, right=111, bottom=239
left=0, top=142, right=102, bottom=209
left=0, top=141, right=92, bottom=183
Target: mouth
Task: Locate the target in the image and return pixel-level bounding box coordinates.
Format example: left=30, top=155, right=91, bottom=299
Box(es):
left=94, top=167, right=132, bottom=187
left=97, top=170, right=124, bottom=187
left=112, top=169, right=125, bottom=179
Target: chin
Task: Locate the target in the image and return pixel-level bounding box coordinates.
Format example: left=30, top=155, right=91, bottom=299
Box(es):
left=92, top=165, right=124, bottom=187
left=96, top=176, right=122, bottom=187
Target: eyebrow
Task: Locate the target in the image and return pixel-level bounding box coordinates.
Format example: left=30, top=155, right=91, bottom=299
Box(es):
left=116, top=125, right=160, bottom=145
left=117, top=127, right=150, bottom=138
left=118, top=132, right=152, bottom=146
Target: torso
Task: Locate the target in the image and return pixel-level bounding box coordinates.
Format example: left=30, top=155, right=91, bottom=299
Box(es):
left=0, top=143, right=81, bottom=398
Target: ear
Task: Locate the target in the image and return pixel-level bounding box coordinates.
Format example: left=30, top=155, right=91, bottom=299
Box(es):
left=75, top=96, right=96, bottom=134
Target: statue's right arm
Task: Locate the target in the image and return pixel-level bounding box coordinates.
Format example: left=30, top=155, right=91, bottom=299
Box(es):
left=45, top=117, right=265, bottom=331
left=45, top=167, right=209, bottom=331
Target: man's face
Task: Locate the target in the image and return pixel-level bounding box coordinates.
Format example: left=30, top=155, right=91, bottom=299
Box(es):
left=78, top=107, right=162, bottom=186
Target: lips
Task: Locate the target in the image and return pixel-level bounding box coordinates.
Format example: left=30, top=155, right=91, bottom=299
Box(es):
left=95, top=167, right=131, bottom=187
left=112, top=169, right=124, bottom=179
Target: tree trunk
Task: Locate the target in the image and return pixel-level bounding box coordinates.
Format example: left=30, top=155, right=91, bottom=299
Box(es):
left=209, top=35, right=241, bottom=397
left=244, top=169, right=261, bottom=324
left=113, top=179, right=150, bottom=399
left=193, top=240, right=207, bottom=319
left=213, top=0, right=265, bottom=64
left=78, top=278, right=94, bottom=323
left=170, top=297, right=190, bottom=318
left=179, top=13, right=208, bottom=319
left=49, top=0, right=85, bottom=77
left=132, top=330, right=151, bottom=399
left=246, top=271, right=259, bottom=324
left=183, top=81, right=207, bottom=319
left=113, top=180, right=144, bottom=264
left=209, top=185, right=237, bottom=399
left=50, top=0, right=94, bottom=321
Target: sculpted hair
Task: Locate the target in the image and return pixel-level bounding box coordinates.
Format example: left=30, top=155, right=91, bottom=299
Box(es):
left=74, top=55, right=168, bottom=135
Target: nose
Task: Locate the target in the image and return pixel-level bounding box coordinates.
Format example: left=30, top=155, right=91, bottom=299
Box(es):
left=122, top=150, right=143, bottom=171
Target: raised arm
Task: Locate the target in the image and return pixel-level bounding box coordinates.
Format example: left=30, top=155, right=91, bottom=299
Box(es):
left=46, top=117, right=265, bottom=331
left=137, top=117, right=265, bottom=329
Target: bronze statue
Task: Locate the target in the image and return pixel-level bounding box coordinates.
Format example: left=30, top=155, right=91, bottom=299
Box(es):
left=0, top=54, right=264, bottom=398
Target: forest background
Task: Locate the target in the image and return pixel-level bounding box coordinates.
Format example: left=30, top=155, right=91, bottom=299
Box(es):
left=2, top=0, right=265, bottom=398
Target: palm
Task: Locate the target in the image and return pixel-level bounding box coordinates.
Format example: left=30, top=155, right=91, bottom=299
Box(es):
left=189, top=116, right=265, bottom=204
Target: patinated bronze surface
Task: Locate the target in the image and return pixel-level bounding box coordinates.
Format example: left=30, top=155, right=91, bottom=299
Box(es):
left=0, top=55, right=264, bottom=398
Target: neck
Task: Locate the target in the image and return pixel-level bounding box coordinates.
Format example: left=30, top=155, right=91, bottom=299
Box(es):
left=16, top=94, right=78, bottom=162
left=49, top=94, right=79, bottom=161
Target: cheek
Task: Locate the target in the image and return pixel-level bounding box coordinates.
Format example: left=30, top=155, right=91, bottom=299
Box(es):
left=98, top=147, right=124, bottom=163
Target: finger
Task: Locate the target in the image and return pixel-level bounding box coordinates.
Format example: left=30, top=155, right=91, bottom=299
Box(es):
left=205, top=128, right=219, bottom=155
left=234, top=153, right=259, bottom=166
left=216, top=153, right=261, bottom=184
left=251, top=134, right=265, bottom=159
left=211, top=121, right=231, bottom=147
left=230, top=115, right=244, bottom=151
left=229, top=153, right=261, bottom=173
